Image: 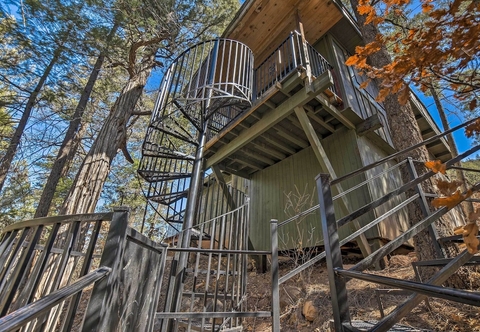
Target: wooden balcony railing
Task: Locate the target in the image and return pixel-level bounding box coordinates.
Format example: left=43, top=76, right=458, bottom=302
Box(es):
left=254, top=31, right=334, bottom=99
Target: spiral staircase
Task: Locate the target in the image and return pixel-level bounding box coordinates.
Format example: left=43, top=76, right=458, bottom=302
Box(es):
left=138, top=39, right=254, bottom=235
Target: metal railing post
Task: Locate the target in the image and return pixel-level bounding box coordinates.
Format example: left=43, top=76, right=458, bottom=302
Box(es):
left=316, top=173, right=349, bottom=331
left=81, top=207, right=130, bottom=332
left=270, top=219, right=280, bottom=332
left=406, top=157, right=444, bottom=258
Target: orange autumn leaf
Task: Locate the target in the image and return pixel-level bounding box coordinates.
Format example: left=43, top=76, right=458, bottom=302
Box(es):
left=359, top=80, right=370, bottom=89
left=364, top=41, right=382, bottom=53
left=376, top=88, right=390, bottom=102
left=454, top=223, right=479, bottom=254
left=432, top=190, right=472, bottom=209
left=454, top=225, right=465, bottom=235
left=358, top=5, right=373, bottom=16
left=465, top=119, right=480, bottom=138
left=398, top=87, right=410, bottom=105
left=345, top=54, right=361, bottom=67
left=424, top=160, right=446, bottom=174
left=436, top=179, right=462, bottom=196
left=422, top=3, right=434, bottom=13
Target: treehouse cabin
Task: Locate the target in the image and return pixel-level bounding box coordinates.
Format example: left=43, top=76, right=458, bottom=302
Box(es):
left=138, top=0, right=451, bottom=255
left=0, top=1, right=471, bottom=332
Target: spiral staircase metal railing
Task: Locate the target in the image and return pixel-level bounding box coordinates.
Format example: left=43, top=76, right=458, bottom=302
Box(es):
left=138, top=39, right=253, bottom=233
left=138, top=39, right=254, bottom=329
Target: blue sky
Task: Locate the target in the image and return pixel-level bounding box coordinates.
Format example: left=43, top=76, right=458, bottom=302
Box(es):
left=413, top=87, right=474, bottom=154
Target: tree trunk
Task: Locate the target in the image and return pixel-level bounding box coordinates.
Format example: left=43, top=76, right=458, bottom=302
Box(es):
left=34, top=23, right=119, bottom=218
left=0, top=46, right=62, bottom=193
left=349, top=0, right=461, bottom=271
left=60, top=49, right=157, bottom=215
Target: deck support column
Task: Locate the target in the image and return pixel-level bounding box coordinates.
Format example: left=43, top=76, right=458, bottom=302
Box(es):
left=212, top=165, right=237, bottom=210
left=317, top=174, right=350, bottom=331
left=294, top=106, right=373, bottom=260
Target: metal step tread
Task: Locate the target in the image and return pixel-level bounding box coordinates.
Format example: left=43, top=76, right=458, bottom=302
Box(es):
left=147, top=190, right=189, bottom=204
left=437, top=232, right=480, bottom=244
left=178, top=321, right=242, bottom=332
left=345, top=320, right=432, bottom=331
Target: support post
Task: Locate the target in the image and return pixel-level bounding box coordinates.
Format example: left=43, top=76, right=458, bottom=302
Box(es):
left=166, top=124, right=208, bottom=331
left=406, top=157, right=444, bottom=258
left=317, top=174, right=349, bottom=331
left=296, top=11, right=312, bottom=88
left=212, top=165, right=237, bottom=210
left=270, top=220, right=280, bottom=332
left=294, top=107, right=372, bottom=260
left=82, top=207, right=129, bottom=332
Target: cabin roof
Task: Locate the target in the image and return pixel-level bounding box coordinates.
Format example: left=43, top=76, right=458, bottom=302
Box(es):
left=205, top=0, right=452, bottom=177
left=223, top=0, right=345, bottom=64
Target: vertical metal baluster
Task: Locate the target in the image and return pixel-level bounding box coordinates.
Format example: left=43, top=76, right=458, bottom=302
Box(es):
left=0, top=230, right=18, bottom=277
left=0, top=228, right=30, bottom=300
left=61, top=220, right=103, bottom=332
left=12, top=223, right=61, bottom=312
left=406, top=157, right=444, bottom=258
left=0, top=226, right=43, bottom=316
left=317, top=173, right=349, bottom=331
left=270, top=219, right=280, bottom=332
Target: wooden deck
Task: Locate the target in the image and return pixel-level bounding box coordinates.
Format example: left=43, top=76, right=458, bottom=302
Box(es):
left=204, top=70, right=349, bottom=177
left=204, top=69, right=452, bottom=178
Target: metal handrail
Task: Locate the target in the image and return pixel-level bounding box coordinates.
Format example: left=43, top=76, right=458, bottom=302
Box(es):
left=0, top=267, right=111, bottom=332
left=277, top=159, right=409, bottom=229
left=276, top=143, right=480, bottom=285
left=331, top=117, right=480, bottom=186
left=1, top=212, right=114, bottom=234
left=336, top=267, right=480, bottom=307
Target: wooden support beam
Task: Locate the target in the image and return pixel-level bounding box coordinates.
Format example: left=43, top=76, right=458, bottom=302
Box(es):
left=212, top=165, right=237, bottom=210
left=307, top=111, right=335, bottom=133
left=206, top=73, right=332, bottom=168
left=420, top=127, right=435, bottom=137
left=231, top=155, right=264, bottom=171
left=214, top=163, right=252, bottom=179
left=264, top=100, right=276, bottom=110
left=287, top=115, right=306, bottom=132
left=262, top=133, right=297, bottom=155
left=315, top=94, right=356, bottom=130
left=280, top=72, right=303, bottom=95
left=356, top=114, right=383, bottom=136
left=250, top=140, right=287, bottom=160
left=275, top=125, right=309, bottom=148
left=294, top=107, right=372, bottom=259
left=242, top=148, right=276, bottom=165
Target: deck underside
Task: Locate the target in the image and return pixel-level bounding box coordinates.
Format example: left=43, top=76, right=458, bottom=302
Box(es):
left=204, top=71, right=452, bottom=178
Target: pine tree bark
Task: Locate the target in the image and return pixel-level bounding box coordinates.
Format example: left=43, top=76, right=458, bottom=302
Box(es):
left=60, top=47, right=157, bottom=215
left=349, top=0, right=462, bottom=271
left=34, top=23, right=119, bottom=218
left=0, top=46, right=63, bottom=193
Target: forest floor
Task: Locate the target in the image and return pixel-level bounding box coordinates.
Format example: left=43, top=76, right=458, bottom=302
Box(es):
left=241, top=253, right=480, bottom=332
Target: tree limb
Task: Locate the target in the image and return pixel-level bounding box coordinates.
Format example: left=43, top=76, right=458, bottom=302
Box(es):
left=127, top=31, right=168, bottom=77
left=131, top=111, right=152, bottom=116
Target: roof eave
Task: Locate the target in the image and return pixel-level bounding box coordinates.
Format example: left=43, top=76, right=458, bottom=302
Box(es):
left=222, top=0, right=257, bottom=38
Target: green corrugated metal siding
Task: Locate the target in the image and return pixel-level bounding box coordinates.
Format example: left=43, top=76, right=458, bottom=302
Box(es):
left=249, top=128, right=378, bottom=251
